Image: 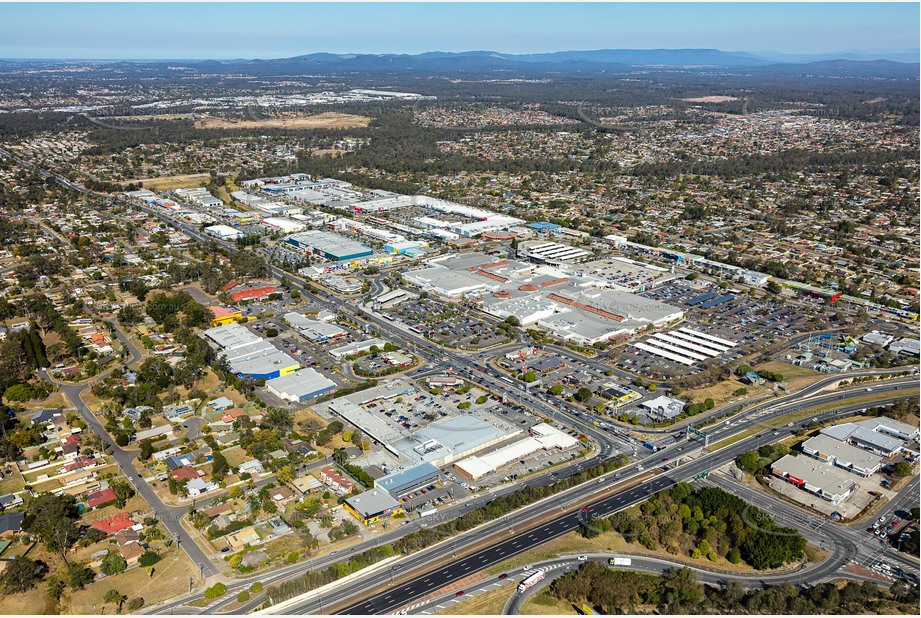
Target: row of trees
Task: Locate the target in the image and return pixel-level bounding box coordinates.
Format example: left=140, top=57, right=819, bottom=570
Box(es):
left=547, top=562, right=918, bottom=615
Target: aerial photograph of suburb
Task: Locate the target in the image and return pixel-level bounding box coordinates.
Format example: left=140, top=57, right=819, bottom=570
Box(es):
left=0, top=1, right=917, bottom=615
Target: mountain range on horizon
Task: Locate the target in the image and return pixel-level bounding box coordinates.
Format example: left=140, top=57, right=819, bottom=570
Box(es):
left=1, top=48, right=918, bottom=78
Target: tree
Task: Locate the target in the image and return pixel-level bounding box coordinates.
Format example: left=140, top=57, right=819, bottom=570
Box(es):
left=101, top=552, right=128, bottom=576
left=110, top=479, right=135, bottom=508
left=211, top=450, right=230, bottom=481
left=104, top=588, right=127, bottom=613
left=892, top=461, right=912, bottom=478
left=504, top=316, right=521, bottom=327
left=0, top=555, right=45, bottom=593
left=277, top=465, right=294, bottom=484
left=575, top=387, right=593, bottom=402
left=228, top=485, right=244, bottom=500
left=66, top=562, right=96, bottom=590
left=22, top=493, right=82, bottom=556
left=138, top=551, right=160, bottom=567
left=648, top=383, right=657, bottom=392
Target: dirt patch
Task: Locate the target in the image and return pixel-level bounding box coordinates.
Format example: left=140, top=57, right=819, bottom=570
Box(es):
left=313, top=149, right=348, bottom=157
left=195, top=112, right=370, bottom=131
left=681, top=96, right=740, bottom=103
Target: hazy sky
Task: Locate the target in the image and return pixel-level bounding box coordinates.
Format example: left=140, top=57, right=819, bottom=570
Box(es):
left=1, top=2, right=918, bottom=60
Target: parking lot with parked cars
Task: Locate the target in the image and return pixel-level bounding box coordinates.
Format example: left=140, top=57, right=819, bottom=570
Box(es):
left=383, top=297, right=512, bottom=350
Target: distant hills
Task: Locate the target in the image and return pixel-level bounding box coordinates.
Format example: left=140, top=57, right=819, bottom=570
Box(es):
left=1, top=48, right=918, bottom=78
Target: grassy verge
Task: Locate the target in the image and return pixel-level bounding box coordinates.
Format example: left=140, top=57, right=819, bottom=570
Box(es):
left=438, top=583, right=516, bottom=615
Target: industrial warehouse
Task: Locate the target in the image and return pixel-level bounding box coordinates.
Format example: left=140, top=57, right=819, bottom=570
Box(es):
left=284, top=230, right=374, bottom=262
left=265, top=368, right=337, bottom=403
left=202, top=322, right=300, bottom=380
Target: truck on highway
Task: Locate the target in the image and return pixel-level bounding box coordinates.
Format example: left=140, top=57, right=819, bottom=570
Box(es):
left=419, top=508, right=437, bottom=518
left=608, top=557, right=632, bottom=566
left=518, top=570, right=545, bottom=593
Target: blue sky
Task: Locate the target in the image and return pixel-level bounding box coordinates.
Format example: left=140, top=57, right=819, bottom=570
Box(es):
left=1, top=2, right=918, bottom=60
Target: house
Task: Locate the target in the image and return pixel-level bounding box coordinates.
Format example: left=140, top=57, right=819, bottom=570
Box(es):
left=187, top=478, right=218, bottom=496
left=91, top=513, right=136, bottom=535
left=119, top=541, right=146, bottom=566
left=114, top=529, right=140, bottom=547
left=0, top=512, right=24, bottom=538
left=270, top=486, right=295, bottom=504
left=207, top=396, right=234, bottom=412
left=239, top=460, right=264, bottom=475
left=291, top=475, right=323, bottom=495
left=164, top=454, right=194, bottom=470
left=31, top=409, right=61, bottom=426
left=0, top=493, right=23, bottom=509
left=169, top=466, right=203, bottom=481
left=204, top=502, right=235, bottom=520
left=135, top=425, right=174, bottom=442
left=85, top=487, right=117, bottom=509
left=320, top=466, right=353, bottom=496
left=226, top=526, right=260, bottom=551
left=163, top=403, right=194, bottom=419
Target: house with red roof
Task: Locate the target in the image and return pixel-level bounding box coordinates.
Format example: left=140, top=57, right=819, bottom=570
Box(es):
left=85, top=488, right=117, bottom=509
left=169, top=466, right=204, bottom=481
left=91, top=513, right=136, bottom=534
left=64, top=456, right=97, bottom=472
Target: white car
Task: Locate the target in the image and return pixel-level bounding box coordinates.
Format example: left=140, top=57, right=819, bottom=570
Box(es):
left=577, top=555, right=587, bottom=562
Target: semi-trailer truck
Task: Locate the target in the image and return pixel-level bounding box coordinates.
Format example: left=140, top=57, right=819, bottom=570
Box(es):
left=517, top=570, right=545, bottom=593
left=608, top=557, right=632, bottom=566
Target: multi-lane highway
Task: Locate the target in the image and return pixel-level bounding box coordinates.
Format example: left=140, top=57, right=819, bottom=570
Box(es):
left=256, top=387, right=916, bottom=615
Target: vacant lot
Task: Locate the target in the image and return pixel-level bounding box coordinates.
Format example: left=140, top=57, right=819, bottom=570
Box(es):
left=118, top=173, right=211, bottom=191
left=66, top=546, right=199, bottom=613
left=195, top=112, right=370, bottom=130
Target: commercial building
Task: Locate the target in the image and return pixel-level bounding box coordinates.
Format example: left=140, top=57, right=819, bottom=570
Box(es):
left=266, top=368, right=337, bottom=403
left=518, top=241, right=592, bottom=265
left=343, top=488, right=403, bottom=525
left=639, top=395, right=686, bottom=421
left=889, top=337, right=920, bottom=357
left=854, top=417, right=919, bottom=441
left=454, top=424, right=579, bottom=481
left=202, top=322, right=299, bottom=380
left=771, top=454, right=857, bottom=505
left=801, top=435, right=883, bottom=477
left=209, top=306, right=242, bottom=327
left=229, top=286, right=280, bottom=303
left=205, top=224, right=244, bottom=241
left=261, top=217, right=307, bottom=234
left=283, top=312, right=348, bottom=342
left=378, top=414, right=514, bottom=468
left=820, top=422, right=905, bottom=458
left=375, top=462, right=442, bottom=499
left=285, top=230, right=373, bottom=262
left=329, top=338, right=387, bottom=360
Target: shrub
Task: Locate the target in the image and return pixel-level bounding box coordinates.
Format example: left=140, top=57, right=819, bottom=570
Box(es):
left=138, top=551, right=160, bottom=567
left=237, top=590, right=250, bottom=603
left=126, top=598, right=145, bottom=611
left=287, top=551, right=300, bottom=563
left=250, top=582, right=263, bottom=594
left=204, top=583, right=227, bottom=599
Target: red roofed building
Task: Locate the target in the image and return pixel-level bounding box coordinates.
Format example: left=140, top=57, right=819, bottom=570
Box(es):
left=92, top=513, right=136, bottom=535
left=222, top=279, right=240, bottom=292
left=230, top=286, right=279, bottom=303
left=320, top=466, right=353, bottom=496
left=222, top=408, right=247, bottom=423
left=85, top=488, right=117, bottom=509
left=65, top=456, right=97, bottom=472
left=169, top=466, right=204, bottom=481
